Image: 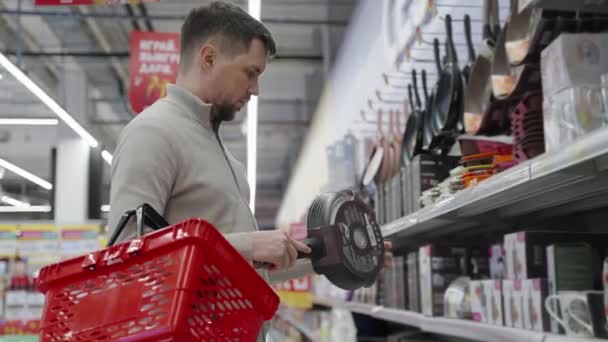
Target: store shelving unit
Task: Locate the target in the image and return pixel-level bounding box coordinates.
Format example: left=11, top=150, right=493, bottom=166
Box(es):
left=383, top=127, right=608, bottom=244
left=313, top=297, right=600, bottom=342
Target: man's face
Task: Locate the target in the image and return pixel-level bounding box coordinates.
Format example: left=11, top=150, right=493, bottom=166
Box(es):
left=207, top=38, right=268, bottom=121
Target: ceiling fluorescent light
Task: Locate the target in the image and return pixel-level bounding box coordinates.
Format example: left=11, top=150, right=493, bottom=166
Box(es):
left=1, top=195, right=30, bottom=208
left=0, top=205, right=51, bottom=213
left=247, top=0, right=260, bottom=214
left=0, top=53, right=98, bottom=148
left=0, top=158, right=53, bottom=190
left=247, top=96, right=258, bottom=213
left=101, top=150, right=113, bottom=165
left=0, top=118, right=58, bottom=126
left=248, top=0, right=261, bottom=20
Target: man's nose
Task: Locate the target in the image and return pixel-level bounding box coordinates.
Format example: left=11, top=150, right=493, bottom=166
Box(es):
left=249, top=79, right=259, bottom=96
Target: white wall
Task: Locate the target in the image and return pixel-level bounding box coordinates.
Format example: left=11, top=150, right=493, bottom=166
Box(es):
left=275, top=0, right=387, bottom=228
left=275, top=0, right=511, bottom=228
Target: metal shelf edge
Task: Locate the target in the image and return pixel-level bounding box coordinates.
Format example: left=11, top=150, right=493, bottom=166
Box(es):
left=380, top=128, right=608, bottom=240
left=311, top=298, right=605, bottom=342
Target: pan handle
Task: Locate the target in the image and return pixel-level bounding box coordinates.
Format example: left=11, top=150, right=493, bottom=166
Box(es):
left=445, top=14, right=457, bottom=63
left=407, top=84, right=415, bottom=114
left=421, top=70, right=429, bottom=104
left=411, top=69, right=422, bottom=110
left=464, top=15, right=475, bottom=63
left=433, top=38, right=442, bottom=75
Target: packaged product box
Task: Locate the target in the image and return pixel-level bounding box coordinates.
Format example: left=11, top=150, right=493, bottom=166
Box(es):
left=489, top=280, right=504, bottom=326
left=547, top=243, right=595, bottom=334
left=503, top=279, right=524, bottom=329
left=482, top=280, right=494, bottom=324
left=503, top=280, right=513, bottom=327
left=523, top=278, right=550, bottom=332
left=541, top=33, right=608, bottom=153
left=504, top=231, right=608, bottom=280
left=419, top=245, right=467, bottom=316
left=419, top=244, right=488, bottom=317
left=407, top=251, right=421, bottom=313
left=490, top=244, right=505, bottom=279
left=470, top=280, right=486, bottom=323
left=410, top=154, right=460, bottom=212
left=541, top=33, right=608, bottom=98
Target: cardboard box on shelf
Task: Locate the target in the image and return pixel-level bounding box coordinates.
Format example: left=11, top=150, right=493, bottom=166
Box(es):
left=523, top=279, right=550, bottom=332
left=541, top=33, right=608, bottom=153
left=419, top=245, right=466, bottom=316
left=490, top=280, right=504, bottom=326
left=504, top=279, right=524, bottom=329
left=470, top=280, right=486, bottom=323
left=490, top=244, right=505, bottom=279
left=504, top=231, right=608, bottom=281
left=547, top=243, right=595, bottom=334
left=419, top=244, right=488, bottom=317
left=541, top=33, right=608, bottom=97
left=407, top=251, right=421, bottom=313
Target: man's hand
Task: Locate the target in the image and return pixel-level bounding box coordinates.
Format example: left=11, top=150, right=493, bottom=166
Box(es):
left=383, top=240, right=393, bottom=269
left=251, top=230, right=311, bottom=271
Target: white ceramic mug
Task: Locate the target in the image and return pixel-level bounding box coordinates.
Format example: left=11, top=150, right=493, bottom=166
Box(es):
left=544, top=291, right=602, bottom=338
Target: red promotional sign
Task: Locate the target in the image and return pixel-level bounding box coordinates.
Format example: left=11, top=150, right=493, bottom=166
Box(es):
left=36, top=0, right=158, bottom=5
left=129, top=31, right=180, bottom=114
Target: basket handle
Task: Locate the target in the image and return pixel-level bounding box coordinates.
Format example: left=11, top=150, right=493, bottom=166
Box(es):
left=107, top=203, right=169, bottom=247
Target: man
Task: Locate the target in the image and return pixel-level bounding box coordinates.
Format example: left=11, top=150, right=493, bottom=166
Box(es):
left=110, top=1, right=313, bottom=278
left=110, top=1, right=391, bottom=288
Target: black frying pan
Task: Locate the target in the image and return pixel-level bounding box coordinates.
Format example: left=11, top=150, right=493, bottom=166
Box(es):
left=401, top=85, right=419, bottom=163
left=411, top=69, right=425, bottom=157
left=462, top=14, right=476, bottom=86
left=423, top=39, right=442, bottom=150
left=429, top=15, right=464, bottom=151
left=464, top=0, right=501, bottom=135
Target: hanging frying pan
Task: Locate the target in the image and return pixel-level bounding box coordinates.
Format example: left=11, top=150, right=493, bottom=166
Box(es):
left=360, top=110, right=385, bottom=187
left=464, top=0, right=502, bottom=135
left=423, top=38, right=442, bottom=150
left=378, top=110, right=393, bottom=184
left=386, top=110, right=398, bottom=178
left=411, top=69, right=425, bottom=157
left=462, top=14, right=476, bottom=86
left=391, top=110, right=403, bottom=178
left=429, top=15, right=464, bottom=149
left=401, top=85, right=419, bottom=162
left=491, top=22, right=516, bottom=100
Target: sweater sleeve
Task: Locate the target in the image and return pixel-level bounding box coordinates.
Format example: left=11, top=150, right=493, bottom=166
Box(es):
left=267, top=259, right=315, bottom=284
left=108, top=122, right=177, bottom=242
left=108, top=121, right=258, bottom=260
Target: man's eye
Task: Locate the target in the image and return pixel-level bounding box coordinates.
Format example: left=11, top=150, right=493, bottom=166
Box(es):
left=246, top=71, right=255, bottom=79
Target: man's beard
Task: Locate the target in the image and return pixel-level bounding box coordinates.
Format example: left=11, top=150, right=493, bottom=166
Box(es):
left=210, top=103, right=237, bottom=123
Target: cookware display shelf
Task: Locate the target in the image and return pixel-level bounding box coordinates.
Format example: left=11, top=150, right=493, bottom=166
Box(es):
left=518, top=0, right=608, bottom=14
left=312, top=297, right=600, bottom=342
left=382, top=127, right=608, bottom=243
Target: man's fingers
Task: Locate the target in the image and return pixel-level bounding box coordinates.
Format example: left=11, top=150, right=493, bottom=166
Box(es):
left=287, top=243, right=297, bottom=267
left=291, top=238, right=312, bottom=254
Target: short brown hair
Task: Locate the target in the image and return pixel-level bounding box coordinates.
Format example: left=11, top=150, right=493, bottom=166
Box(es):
left=180, top=1, right=277, bottom=69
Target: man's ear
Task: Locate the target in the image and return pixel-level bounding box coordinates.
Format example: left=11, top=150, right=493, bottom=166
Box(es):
left=199, top=43, right=216, bottom=71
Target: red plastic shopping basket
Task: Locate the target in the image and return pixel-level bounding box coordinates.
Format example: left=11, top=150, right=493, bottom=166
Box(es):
left=36, top=206, right=279, bottom=341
